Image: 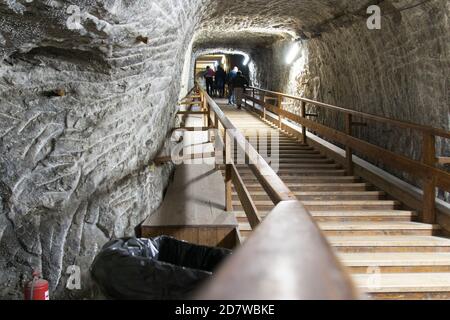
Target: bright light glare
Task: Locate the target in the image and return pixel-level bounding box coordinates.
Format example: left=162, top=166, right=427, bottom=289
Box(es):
left=243, top=54, right=250, bottom=66
left=286, top=42, right=300, bottom=64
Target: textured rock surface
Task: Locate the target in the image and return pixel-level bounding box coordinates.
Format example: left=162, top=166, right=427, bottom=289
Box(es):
left=1, top=0, right=449, bottom=299
left=0, top=0, right=204, bottom=299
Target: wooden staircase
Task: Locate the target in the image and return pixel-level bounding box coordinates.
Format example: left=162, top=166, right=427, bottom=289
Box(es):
left=220, top=104, right=450, bottom=300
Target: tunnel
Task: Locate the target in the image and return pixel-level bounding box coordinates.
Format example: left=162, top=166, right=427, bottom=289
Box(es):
left=0, top=0, right=449, bottom=300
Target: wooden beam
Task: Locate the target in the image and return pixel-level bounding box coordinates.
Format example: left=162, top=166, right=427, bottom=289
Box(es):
left=345, top=114, right=354, bottom=175
left=438, top=157, right=450, bottom=165
left=247, top=86, right=450, bottom=139
left=422, top=133, right=436, bottom=223
left=225, top=164, right=233, bottom=212
left=301, top=101, right=307, bottom=143
left=277, top=94, right=283, bottom=129
left=230, top=164, right=261, bottom=229
left=203, top=92, right=296, bottom=204
left=196, top=200, right=359, bottom=300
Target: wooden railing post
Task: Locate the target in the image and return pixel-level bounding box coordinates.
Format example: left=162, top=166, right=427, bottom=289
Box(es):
left=225, top=164, right=233, bottom=212
left=214, top=113, right=220, bottom=169
left=200, top=91, right=206, bottom=127
left=278, top=95, right=283, bottom=130
left=345, top=114, right=354, bottom=175
left=224, top=130, right=233, bottom=211
left=207, top=101, right=211, bottom=127
left=252, top=88, right=256, bottom=109
left=422, top=133, right=437, bottom=223
left=300, top=101, right=307, bottom=143
left=207, top=98, right=213, bottom=142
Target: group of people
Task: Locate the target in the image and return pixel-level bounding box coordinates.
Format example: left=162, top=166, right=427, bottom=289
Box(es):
left=203, top=65, right=249, bottom=109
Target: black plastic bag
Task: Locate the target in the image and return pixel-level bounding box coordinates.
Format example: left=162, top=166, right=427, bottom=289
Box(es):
left=90, top=236, right=232, bottom=300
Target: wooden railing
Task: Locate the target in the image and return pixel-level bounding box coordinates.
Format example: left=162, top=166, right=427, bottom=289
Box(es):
left=243, top=86, right=450, bottom=224
left=190, top=84, right=359, bottom=299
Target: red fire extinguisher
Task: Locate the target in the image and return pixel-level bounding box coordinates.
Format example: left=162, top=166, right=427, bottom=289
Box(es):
left=24, top=271, right=49, bottom=300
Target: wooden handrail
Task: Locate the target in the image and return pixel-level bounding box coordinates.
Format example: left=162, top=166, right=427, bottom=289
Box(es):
left=197, top=200, right=359, bottom=300
left=195, top=83, right=359, bottom=300
left=202, top=90, right=296, bottom=204
left=248, top=86, right=450, bottom=139
left=244, top=86, right=450, bottom=223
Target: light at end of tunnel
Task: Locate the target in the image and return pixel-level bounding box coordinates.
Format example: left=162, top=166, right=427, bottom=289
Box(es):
left=243, top=54, right=250, bottom=66
left=286, top=42, right=300, bottom=65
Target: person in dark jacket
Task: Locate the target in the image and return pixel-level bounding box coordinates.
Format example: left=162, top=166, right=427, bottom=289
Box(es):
left=226, top=66, right=238, bottom=105
left=214, top=65, right=227, bottom=98
left=231, top=71, right=249, bottom=109
left=204, top=66, right=215, bottom=96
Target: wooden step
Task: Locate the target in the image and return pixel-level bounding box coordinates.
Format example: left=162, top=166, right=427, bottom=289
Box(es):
left=275, top=154, right=326, bottom=159
left=233, top=154, right=326, bottom=160
left=231, top=191, right=385, bottom=201
left=234, top=210, right=416, bottom=222
left=242, top=183, right=370, bottom=192
left=241, top=176, right=360, bottom=183
left=243, top=138, right=309, bottom=143
left=232, top=200, right=399, bottom=211
left=339, top=252, right=450, bottom=273
left=352, top=273, right=450, bottom=299
left=232, top=151, right=322, bottom=157
left=243, top=134, right=304, bottom=139
left=238, top=222, right=253, bottom=237
left=251, top=147, right=319, bottom=152
left=237, top=220, right=436, bottom=238
left=236, top=164, right=341, bottom=170
left=318, top=221, right=439, bottom=236
left=232, top=201, right=274, bottom=211
left=234, top=211, right=268, bottom=223
left=310, top=210, right=417, bottom=222
left=243, top=137, right=305, bottom=141
left=261, top=143, right=313, bottom=147
left=277, top=159, right=333, bottom=164
left=302, top=200, right=400, bottom=210
left=238, top=170, right=348, bottom=177
left=268, top=150, right=321, bottom=155
left=329, top=236, right=450, bottom=253
left=297, top=191, right=384, bottom=201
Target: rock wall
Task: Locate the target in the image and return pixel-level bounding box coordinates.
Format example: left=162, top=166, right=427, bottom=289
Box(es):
left=0, top=0, right=205, bottom=299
